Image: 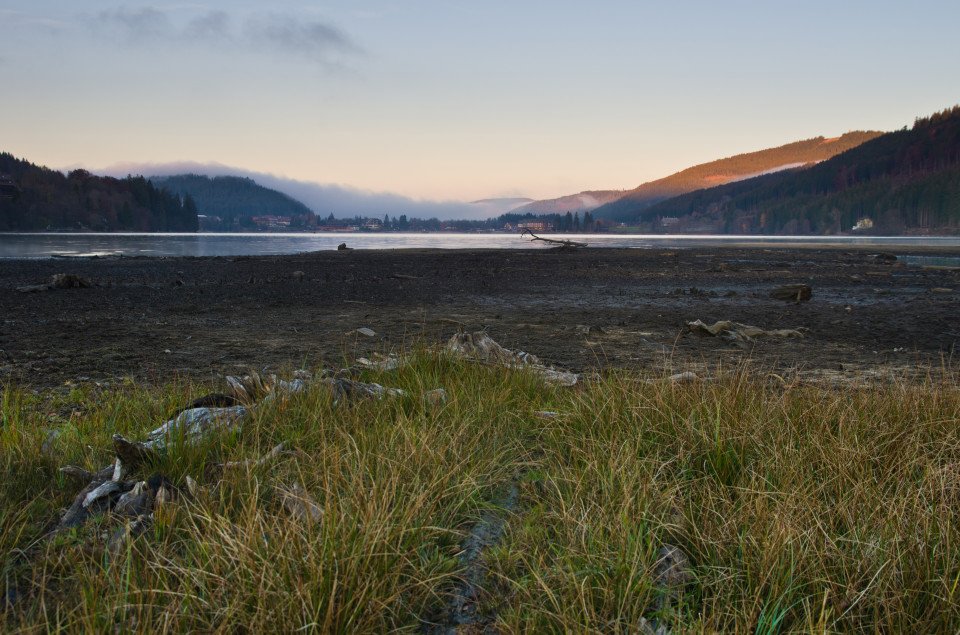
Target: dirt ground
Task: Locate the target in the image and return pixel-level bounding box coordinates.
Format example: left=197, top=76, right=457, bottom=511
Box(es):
left=2, top=246, right=959, bottom=391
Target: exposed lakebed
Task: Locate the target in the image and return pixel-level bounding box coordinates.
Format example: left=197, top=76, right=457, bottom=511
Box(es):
left=2, top=246, right=959, bottom=390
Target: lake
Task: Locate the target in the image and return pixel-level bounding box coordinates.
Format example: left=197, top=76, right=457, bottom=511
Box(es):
left=2, top=232, right=960, bottom=259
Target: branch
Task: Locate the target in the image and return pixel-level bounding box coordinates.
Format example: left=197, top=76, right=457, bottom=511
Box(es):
left=520, top=229, right=587, bottom=248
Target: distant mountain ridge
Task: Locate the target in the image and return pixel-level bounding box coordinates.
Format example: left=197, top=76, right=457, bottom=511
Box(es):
left=592, top=131, right=884, bottom=222
left=511, top=190, right=625, bottom=215
left=637, top=106, right=960, bottom=234
left=468, top=198, right=534, bottom=217
left=150, top=174, right=313, bottom=219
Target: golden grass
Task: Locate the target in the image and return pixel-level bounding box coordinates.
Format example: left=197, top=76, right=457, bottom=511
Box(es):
left=1, top=352, right=958, bottom=633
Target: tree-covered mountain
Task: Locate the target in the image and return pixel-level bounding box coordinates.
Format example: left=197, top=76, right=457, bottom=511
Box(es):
left=592, top=131, right=883, bottom=222
left=638, top=106, right=960, bottom=235
left=0, top=153, right=198, bottom=232
left=150, top=175, right=314, bottom=229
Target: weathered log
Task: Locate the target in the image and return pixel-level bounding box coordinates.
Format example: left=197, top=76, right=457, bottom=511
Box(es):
left=60, top=463, right=116, bottom=482
left=113, top=435, right=157, bottom=469
left=168, top=392, right=241, bottom=420
left=520, top=229, right=587, bottom=249
left=446, top=331, right=579, bottom=386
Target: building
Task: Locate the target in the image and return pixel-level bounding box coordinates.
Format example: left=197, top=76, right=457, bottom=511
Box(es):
left=252, top=215, right=292, bottom=228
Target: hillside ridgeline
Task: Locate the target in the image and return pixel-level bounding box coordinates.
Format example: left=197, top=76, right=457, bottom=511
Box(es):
left=151, top=174, right=315, bottom=231
left=592, top=131, right=883, bottom=222
left=639, top=106, right=960, bottom=234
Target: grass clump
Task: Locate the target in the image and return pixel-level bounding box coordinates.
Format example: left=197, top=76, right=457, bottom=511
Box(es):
left=1, top=351, right=959, bottom=633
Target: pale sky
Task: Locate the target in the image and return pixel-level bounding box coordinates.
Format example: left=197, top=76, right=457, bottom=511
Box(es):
left=2, top=1, right=959, bottom=206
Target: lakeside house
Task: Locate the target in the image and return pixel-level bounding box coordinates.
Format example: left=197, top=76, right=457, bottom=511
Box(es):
left=0, top=174, right=20, bottom=198
left=252, top=215, right=292, bottom=228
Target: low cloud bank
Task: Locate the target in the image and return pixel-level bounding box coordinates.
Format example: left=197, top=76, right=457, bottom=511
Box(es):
left=98, top=161, right=510, bottom=221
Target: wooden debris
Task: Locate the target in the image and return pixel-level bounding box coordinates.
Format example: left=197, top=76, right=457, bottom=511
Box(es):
left=220, top=443, right=287, bottom=471
left=687, top=319, right=805, bottom=342
left=446, top=331, right=579, bottom=386
left=60, top=464, right=116, bottom=482
left=770, top=283, right=812, bottom=302
left=520, top=229, right=587, bottom=249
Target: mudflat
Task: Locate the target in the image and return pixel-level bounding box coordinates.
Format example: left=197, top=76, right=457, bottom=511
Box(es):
left=2, top=246, right=958, bottom=389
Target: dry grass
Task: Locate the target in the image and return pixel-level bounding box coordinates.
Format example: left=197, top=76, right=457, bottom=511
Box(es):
left=1, top=351, right=958, bottom=633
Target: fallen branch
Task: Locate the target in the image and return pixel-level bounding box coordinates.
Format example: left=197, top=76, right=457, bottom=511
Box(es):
left=520, top=230, right=587, bottom=249
left=220, top=442, right=288, bottom=470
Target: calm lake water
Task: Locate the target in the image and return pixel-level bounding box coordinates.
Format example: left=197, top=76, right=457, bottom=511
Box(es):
left=2, top=232, right=960, bottom=259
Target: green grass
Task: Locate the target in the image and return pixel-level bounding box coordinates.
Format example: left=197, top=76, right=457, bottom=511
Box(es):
left=1, top=350, right=959, bottom=633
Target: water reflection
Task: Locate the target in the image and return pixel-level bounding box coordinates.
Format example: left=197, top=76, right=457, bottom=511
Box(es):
left=2, top=232, right=960, bottom=259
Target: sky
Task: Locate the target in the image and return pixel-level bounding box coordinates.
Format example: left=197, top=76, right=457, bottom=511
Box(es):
left=2, top=1, right=959, bottom=218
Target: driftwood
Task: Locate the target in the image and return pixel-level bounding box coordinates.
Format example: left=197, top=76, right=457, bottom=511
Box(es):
left=220, top=442, right=288, bottom=470
left=687, top=319, right=805, bottom=342
left=446, top=331, right=579, bottom=386
left=771, top=284, right=812, bottom=302
left=17, top=273, right=91, bottom=293
left=48, top=336, right=574, bottom=544
left=520, top=230, right=587, bottom=249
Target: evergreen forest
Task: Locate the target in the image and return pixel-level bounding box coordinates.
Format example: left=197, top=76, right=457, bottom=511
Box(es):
left=0, top=154, right=198, bottom=232
left=637, top=106, right=960, bottom=235
left=150, top=175, right=315, bottom=231
left=593, top=131, right=884, bottom=222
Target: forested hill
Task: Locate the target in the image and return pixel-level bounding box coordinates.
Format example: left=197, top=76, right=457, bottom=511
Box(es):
left=0, top=153, right=198, bottom=232
left=640, top=106, right=960, bottom=235
left=150, top=175, right=313, bottom=221
left=592, top=131, right=883, bottom=222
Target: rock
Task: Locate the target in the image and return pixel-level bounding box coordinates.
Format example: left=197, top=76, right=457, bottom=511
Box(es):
left=17, top=273, right=92, bottom=293
left=636, top=617, right=670, bottom=635
left=423, top=388, right=447, bottom=409
left=652, top=544, right=693, bottom=610
left=291, top=270, right=305, bottom=281
left=51, top=273, right=91, bottom=289
left=770, top=284, right=812, bottom=302
left=279, top=483, right=324, bottom=524
left=4, top=586, right=23, bottom=613
left=871, top=252, right=898, bottom=264
left=355, top=327, right=376, bottom=337
left=41, top=429, right=59, bottom=457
